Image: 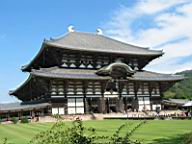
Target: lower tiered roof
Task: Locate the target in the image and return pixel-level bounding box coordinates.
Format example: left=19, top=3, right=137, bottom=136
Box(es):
left=0, top=102, right=51, bottom=113
left=9, top=67, right=184, bottom=100
left=30, top=67, right=184, bottom=81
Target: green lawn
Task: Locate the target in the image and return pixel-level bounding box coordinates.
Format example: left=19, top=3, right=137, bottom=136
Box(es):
left=0, top=120, right=192, bottom=144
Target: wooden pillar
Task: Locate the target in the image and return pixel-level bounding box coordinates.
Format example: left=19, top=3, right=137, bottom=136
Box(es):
left=85, top=98, right=89, bottom=113
left=117, top=81, right=124, bottom=113
left=41, top=109, right=44, bottom=116
left=99, top=94, right=106, bottom=113
left=64, top=98, right=68, bottom=114
left=117, top=97, right=124, bottom=113
left=149, top=82, right=153, bottom=111
left=101, top=96, right=106, bottom=113
left=83, top=81, right=88, bottom=114
left=100, top=81, right=107, bottom=113
left=158, top=82, right=163, bottom=110
left=134, top=82, right=139, bottom=112
left=97, top=91, right=106, bottom=113
left=6, top=112, right=10, bottom=121
left=64, top=80, right=68, bottom=114
left=30, top=111, right=32, bottom=118
left=124, top=97, right=127, bottom=112
left=106, top=97, right=109, bottom=113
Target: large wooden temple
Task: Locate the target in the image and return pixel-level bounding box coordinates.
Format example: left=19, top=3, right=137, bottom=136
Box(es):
left=8, top=27, right=184, bottom=115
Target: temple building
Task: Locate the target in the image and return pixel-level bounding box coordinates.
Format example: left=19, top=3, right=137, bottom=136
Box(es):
left=7, top=27, right=184, bottom=115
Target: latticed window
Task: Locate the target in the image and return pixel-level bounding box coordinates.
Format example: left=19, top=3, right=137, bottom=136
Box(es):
left=96, top=59, right=102, bottom=68
left=137, top=83, right=142, bottom=95
left=65, top=81, right=83, bottom=95
left=87, top=81, right=94, bottom=95
left=86, top=81, right=101, bottom=95
left=128, top=83, right=134, bottom=95
left=67, top=81, right=75, bottom=95
left=51, top=80, right=65, bottom=96
left=151, top=82, right=160, bottom=96
left=87, top=56, right=94, bottom=68
left=75, top=81, right=83, bottom=95
left=143, top=83, right=149, bottom=94
left=79, top=55, right=87, bottom=68
left=94, top=81, right=101, bottom=94
left=122, top=84, right=128, bottom=96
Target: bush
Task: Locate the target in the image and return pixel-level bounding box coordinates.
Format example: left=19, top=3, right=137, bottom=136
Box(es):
left=20, top=117, right=29, bottom=123
left=51, top=114, right=63, bottom=121
left=29, top=120, right=94, bottom=144
left=29, top=120, right=144, bottom=144
left=108, top=121, right=146, bottom=144
left=0, top=138, right=12, bottom=144
left=184, top=131, right=192, bottom=144
left=11, top=117, right=18, bottom=124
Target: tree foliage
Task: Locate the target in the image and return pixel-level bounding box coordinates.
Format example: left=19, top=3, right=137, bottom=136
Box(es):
left=28, top=120, right=95, bottom=144
left=11, top=117, right=19, bottom=124
left=28, top=120, right=145, bottom=144
left=164, top=70, right=192, bottom=99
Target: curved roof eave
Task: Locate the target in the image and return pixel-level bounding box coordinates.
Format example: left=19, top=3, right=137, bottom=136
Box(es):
left=128, top=71, right=185, bottom=82
left=31, top=71, right=111, bottom=80
left=44, top=41, right=163, bottom=56
left=21, top=42, right=47, bottom=72
left=31, top=68, right=184, bottom=82
left=9, top=74, right=33, bottom=96
left=128, top=77, right=184, bottom=82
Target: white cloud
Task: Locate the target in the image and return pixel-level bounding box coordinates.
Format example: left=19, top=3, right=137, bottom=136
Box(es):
left=103, top=0, right=192, bottom=73
left=136, top=0, right=185, bottom=14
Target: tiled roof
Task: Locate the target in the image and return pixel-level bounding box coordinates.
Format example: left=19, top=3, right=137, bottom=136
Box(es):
left=10, top=67, right=184, bottom=97
left=0, top=102, right=51, bottom=113
left=45, top=32, right=163, bottom=56
left=31, top=67, right=110, bottom=80
left=162, top=98, right=188, bottom=105
left=31, top=67, right=184, bottom=81
left=129, top=71, right=184, bottom=81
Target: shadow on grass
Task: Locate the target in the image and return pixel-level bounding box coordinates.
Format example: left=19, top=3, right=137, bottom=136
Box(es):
left=148, top=133, right=186, bottom=144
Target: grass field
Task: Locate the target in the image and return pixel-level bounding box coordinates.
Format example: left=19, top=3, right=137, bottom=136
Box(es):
left=0, top=120, right=192, bottom=144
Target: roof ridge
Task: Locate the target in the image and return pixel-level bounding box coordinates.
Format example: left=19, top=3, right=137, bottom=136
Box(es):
left=47, top=31, right=98, bottom=42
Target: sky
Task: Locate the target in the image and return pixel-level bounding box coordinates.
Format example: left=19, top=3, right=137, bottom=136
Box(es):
left=0, top=0, right=191, bottom=102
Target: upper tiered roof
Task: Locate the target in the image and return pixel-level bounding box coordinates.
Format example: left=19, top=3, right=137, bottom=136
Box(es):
left=22, top=31, right=163, bottom=71
left=45, top=32, right=163, bottom=56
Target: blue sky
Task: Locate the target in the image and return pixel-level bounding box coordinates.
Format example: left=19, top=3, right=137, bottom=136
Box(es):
left=0, top=0, right=191, bottom=102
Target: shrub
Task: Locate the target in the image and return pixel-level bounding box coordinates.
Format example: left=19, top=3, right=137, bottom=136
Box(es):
left=0, top=138, right=12, bottom=144
left=20, top=117, right=29, bottom=123
left=29, top=120, right=95, bottom=144
left=108, top=121, right=146, bottom=144
left=51, top=114, right=63, bottom=121
left=11, top=117, right=18, bottom=124
left=184, top=131, right=192, bottom=144
left=29, top=120, right=144, bottom=144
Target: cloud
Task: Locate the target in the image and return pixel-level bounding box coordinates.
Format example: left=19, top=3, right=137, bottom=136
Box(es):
left=103, top=0, right=192, bottom=73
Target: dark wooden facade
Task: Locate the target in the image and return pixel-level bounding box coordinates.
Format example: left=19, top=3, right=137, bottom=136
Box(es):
left=9, top=31, right=184, bottom=115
